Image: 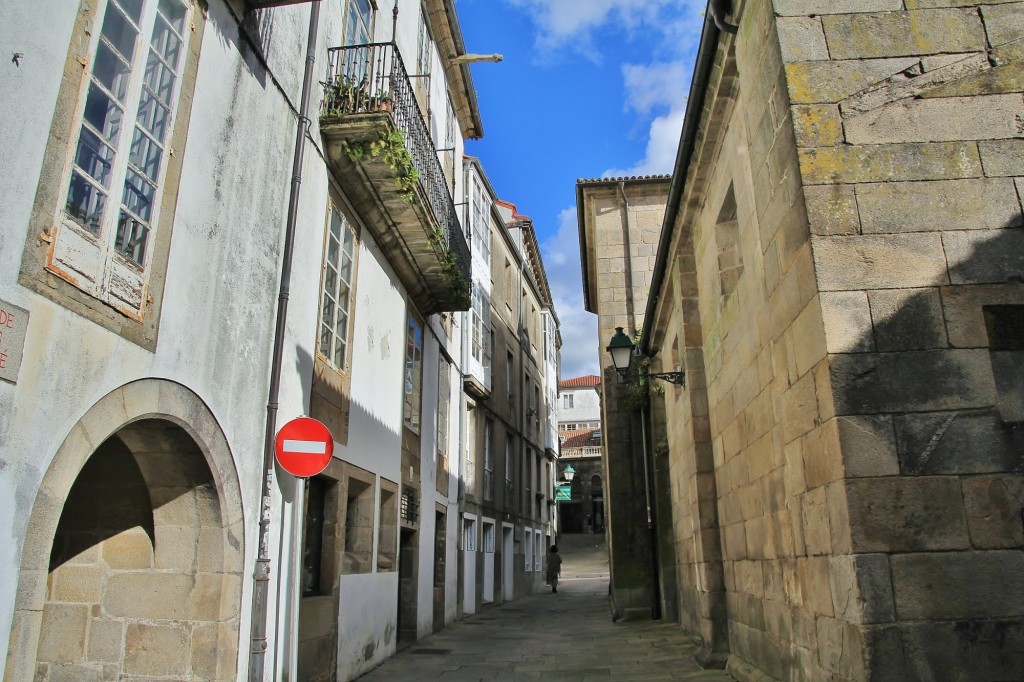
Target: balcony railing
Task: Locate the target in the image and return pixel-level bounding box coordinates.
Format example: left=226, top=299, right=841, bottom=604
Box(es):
left=320, top=42, right=471, bottom=313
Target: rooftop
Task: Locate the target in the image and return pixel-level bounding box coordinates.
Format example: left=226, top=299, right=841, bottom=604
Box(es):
left=561, top=375, right=601, bottom=389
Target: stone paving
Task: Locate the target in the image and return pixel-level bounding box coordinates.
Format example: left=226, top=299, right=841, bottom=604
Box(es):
left=358, top=535, right=736, bottom=681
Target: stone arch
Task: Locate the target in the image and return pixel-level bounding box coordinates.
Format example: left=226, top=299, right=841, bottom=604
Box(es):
left=5, top=379, right=245, bottom=681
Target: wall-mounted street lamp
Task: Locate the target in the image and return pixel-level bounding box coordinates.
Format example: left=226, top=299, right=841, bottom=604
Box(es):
left=605, top=327, right=686, bottom=386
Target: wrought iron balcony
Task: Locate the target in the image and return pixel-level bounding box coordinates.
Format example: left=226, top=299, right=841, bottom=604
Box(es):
left=320, top=42, right=471, bottom=314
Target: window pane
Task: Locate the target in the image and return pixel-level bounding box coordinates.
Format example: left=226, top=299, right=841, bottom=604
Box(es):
left=323, top=266, right=337, bottom=298
left=93, top=41, right=132, bottom=101
left=144, top=54, right=176, bottom=108
left=129, top=128, right=162, bottom=182
left=319, top=324, right=332, bottom=357
left=83, top=84, right=123, bottom=144
left=158, top=0, right=187, bottom=34
left=122, top=167, right=155, bottom=222
left=101, top=3, right=139, bottom=62
left=327, top=237, right=339, bottom=268
left=74, top=127, right=116, bottom=188
left=334, top=336, right=346, bottom=369
left=338, top=254, right=352, bottom=284
left=65, top=171, right=107, bottom=234
left=115, top=0, right=145, bottom=24
left=330, top=209, right=342, bottom=240
left=136, top=89, right=170, bottom=141
left=151, top=14, right=183, bottom=65
left=115, top=211, right=149, bottom=263
left=321, top=297, right=335, bottom=330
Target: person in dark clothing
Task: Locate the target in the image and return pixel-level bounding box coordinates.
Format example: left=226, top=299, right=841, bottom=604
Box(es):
left=546, top=545, right=562, bottom=593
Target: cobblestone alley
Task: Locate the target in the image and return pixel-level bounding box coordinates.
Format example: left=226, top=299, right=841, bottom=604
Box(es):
left=357, top=535, right=737, bottom=681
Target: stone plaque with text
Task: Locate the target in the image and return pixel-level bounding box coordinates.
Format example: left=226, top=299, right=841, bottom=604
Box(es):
left=0, top=298, right=29, bottom=384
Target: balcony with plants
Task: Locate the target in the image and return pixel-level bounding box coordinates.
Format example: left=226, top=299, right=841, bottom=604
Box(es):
left=320, top=42, right=471, bottom=313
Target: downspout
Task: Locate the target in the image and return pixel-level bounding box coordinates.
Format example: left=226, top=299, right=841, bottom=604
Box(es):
left=249, top=3, right=320, bottom=680
left=709, top=0, right=738, bottom=33
left=640, top=403, right=662, bottom=620
left=616, top=182, right=637, bottom=334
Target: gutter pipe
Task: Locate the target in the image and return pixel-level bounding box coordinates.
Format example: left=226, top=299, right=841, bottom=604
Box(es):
left=248, top=2, right=321, bottom=679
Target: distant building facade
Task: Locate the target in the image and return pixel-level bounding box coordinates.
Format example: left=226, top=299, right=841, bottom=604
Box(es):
left=459, top=158, right=560, bottom=615
left=556, top=375, right=605, bottom=534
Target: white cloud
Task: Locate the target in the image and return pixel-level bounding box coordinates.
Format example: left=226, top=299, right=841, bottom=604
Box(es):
left=540, top=207, right=601, bottom=379
left=604, top=60, right=690, bottom=176
left=621, top=61, right=687, bottom=115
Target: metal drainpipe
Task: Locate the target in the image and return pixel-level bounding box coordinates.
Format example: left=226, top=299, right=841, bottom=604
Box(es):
left=248, top=2, right=320, bottom=680
left=617, top=182, right=637, bottom=334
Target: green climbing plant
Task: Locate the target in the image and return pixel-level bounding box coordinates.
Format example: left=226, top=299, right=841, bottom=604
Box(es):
left=343, top=127, right=420, bottom=203
left=624, top=326, right=664, bottom=410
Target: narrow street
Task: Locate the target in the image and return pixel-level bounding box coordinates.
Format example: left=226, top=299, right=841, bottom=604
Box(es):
left=358, top=535, right=736, bottom=681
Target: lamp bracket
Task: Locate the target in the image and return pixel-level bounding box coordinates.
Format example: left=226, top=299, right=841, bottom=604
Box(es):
left=616, top=369, right=686, bottom=387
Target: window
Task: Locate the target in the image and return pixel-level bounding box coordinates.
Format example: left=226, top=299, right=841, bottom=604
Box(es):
left=471, top=283, right=492, bottom=367
left=483, top=419, right=494, bottom=501
left=505, top=433, right=514, bottom=506
left=49, top=0, right=191, bottom=317
left=534, top=530, right=542, bottom=572
left=343, top=474, right=374, bottom=574
left=377, top=481, right=398, bottom=572
left=444, top=96, right=456, bottom=188
left=415, top=8, right=431, bottom=114
left=302, top=475, right=336, bottom=596
left=984, top=305, right=1024, bottom=422
left=523, top=447, right=532, bottom=512
left=463, top=517, right=477, bottom=552
left=403, top=315, right=423, bottom=432
left=344, top=0, right=373, bottom=45
left=524, top=526, right=533, bottom=571
left=563, top=394, right=574, bottom=409
left=437, top=358, right=451, bottom=463
left=319, top=203, right=357, bottom=371
left=483, top=522, right=495, bottom=553
left=472, top=181, right=491, bottom=265
left=487, top=327, right=494, bottom=384
left=465, top=408, right=476, bottom=495
left=507, top=349, right=515, bottom=399
left=716, top=185, right=742, bottom=299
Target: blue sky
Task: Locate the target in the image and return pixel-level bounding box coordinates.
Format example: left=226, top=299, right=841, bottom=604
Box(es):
left=455, top=0, right=707, bottom=379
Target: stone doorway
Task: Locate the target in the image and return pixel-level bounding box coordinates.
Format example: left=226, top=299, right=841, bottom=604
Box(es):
left=396, top=527, right=418, bottom=648
left=5, top=380, right=244, bottom=682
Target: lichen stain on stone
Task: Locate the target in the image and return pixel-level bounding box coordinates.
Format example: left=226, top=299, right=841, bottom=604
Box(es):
left=362, top=640, right=377, bottom=662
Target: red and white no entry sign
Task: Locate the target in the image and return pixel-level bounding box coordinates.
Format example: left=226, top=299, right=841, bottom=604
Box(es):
left=275, top=417, right=334, bottom=477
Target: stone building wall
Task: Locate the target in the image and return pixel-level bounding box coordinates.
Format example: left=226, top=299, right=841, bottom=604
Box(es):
left=578, top=178, right=671, bottom=619
left=782, top=1, right=1024, bottom=678
left=643, top=0, right=1024, bottom=680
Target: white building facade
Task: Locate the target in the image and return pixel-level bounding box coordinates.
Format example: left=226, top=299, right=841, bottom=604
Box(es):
left=0, top=0, right=501, bottom=680
left=458, top=160, right=561, bottom=615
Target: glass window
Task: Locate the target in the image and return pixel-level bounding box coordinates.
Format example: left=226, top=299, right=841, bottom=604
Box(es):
left=319, top=203, right=357, bottom=372
left=483, top=419, right=494, bottom=501
left=60, top=0, right=189, bottom=273
left=344, top=0, right=372, bottom=45
left=437, top=358, right=451, bottom=461
left=302, top=476, right=334, bottom=596
left=404, top=316, right=423, bottom=432
left=471, top=181, right=491, bottom=265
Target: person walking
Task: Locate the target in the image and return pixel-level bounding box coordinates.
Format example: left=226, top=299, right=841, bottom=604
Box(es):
left=546, top=545, right=562, bottom=593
